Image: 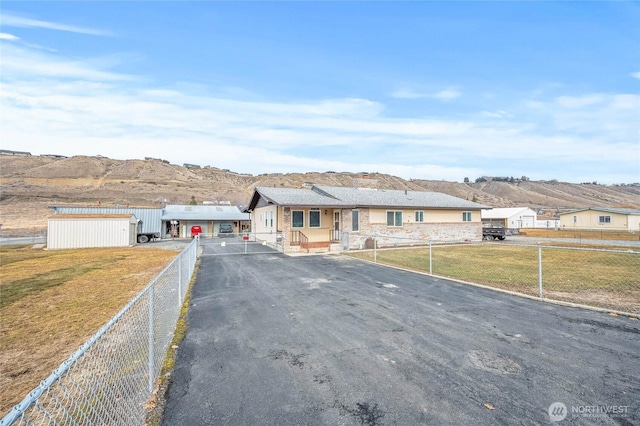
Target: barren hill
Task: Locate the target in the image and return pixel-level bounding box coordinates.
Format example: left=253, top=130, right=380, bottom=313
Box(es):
left=1, top=154, right=639, bottom=236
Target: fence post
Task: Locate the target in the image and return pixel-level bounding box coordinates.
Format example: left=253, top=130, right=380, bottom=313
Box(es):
left=148, top=284, right=155, bottom=393
left=538, top=246, right=543, bottom=298
left=374, top=237, right=377, bottom=263
left=178, top=255, right=183, bottom=308
left=429, top=241, right=432, bottom=275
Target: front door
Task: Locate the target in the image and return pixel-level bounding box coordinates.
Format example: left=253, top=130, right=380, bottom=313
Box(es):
left=333, top=211, right=340, bottom=241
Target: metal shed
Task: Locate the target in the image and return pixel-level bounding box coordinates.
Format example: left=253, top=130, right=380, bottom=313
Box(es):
left=51, top=207, right=163, bottom=239
left=47, top=214, right=137, bottom=250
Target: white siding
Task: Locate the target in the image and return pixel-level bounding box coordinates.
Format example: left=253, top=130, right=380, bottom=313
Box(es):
left=47, top=216, right=136, bottom=249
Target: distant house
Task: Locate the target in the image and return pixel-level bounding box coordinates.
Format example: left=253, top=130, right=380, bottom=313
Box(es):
left=247, top=185, right=487, bottom=253
left=481, top=207, right=537, bottom=229
left=559, top=208, right=640, bottom=232
left=0, top=149, right=31, bottom=156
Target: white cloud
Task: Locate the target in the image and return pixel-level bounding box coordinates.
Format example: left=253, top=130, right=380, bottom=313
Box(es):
left=631, top=71, right=640, bottom=80
left=1, top=44, right=131, bottom=81
left=390, top=88, right=428, bottom=99
left=1, top=42, right=638, bottom=183
left=390, top=87, right=461, bottom=101
left=433, top=88, right=462, bottom=100
left=0, top=33, right=19, bottom=40
left=481, top=110, right=512, bottom=118
left=1, top=14, right=112, bottom=36
left=556, top=94, right=604, bottom=109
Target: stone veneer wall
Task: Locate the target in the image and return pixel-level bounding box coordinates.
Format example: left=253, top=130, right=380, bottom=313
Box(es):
left=346, top=208, right=482, bottom=249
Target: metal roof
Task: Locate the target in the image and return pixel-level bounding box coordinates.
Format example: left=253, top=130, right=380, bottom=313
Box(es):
left=250, top=185, right=487, bottom=210
left=51, top=207, right=162, bottom=233
left=161, top=205, right=250, bottom=221
left=49, top=214, right=136, bottom=220
left=561, top=207, right=640, bottom=216
left=481, top=207, right=536, bottom=219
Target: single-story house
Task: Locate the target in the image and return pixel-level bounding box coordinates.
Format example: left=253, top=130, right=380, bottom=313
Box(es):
left=247, top=185, right=487, bottom=253
left=47, top=214, right=137, bottom=249
left=559, top=208, right=640, bottom=232
left=481, top=207, right=537, bottom=229
left=161, top=205, right=250, bottom=238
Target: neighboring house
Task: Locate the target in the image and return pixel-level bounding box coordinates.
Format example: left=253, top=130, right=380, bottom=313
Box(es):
left=47, top=214, right=137, bottom=249
left=559, top=208, right=640, bottom=232
left=161, top=205, right=250, bottom=238
left=481, top=207, right=537, bottom=229
left=247, top=185, right=487, bottom=253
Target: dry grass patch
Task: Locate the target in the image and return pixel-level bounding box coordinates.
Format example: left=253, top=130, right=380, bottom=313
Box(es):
left=349, top=244, right=640, bottom=314
left=520, top=228, right=640, bottom=241
left=0, top=245, right=179, bottom=414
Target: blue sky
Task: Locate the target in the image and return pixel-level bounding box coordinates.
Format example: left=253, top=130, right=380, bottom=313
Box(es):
left=1, top=2, right=639, bottom=183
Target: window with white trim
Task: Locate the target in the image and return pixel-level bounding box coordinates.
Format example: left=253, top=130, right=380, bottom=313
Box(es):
left=462, top=211, right=472, bottom=222
left=598, top=215, right=611, bottom=224
left=264, top=211, right=273, bottom=228
left=415, top=211, right=424, bottom=222
left=352, top=209, right=359, bottom=232
left=387, top=210, right=403, bottom=227
left=292, top=210, right=304, bottom=228
left=309, top=209, right=321, bottom=228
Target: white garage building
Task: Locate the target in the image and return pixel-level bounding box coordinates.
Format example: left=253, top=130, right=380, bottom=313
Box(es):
left=481, top=207, right=537, bottom=229
left=47, top=214, right=138, bottom=250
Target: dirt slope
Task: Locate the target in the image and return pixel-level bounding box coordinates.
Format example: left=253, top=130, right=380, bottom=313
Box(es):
left=1, top=154, right=638, bottom=236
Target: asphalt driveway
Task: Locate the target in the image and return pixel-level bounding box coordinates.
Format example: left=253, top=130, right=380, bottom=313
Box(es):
left=162, top=239, right=640, bottom=425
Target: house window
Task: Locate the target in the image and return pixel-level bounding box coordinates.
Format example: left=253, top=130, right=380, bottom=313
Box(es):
left=387, top=210, right=403, bottom=227
left=309, top=209, right=321, bottom=228
left=462, top=211, right=472, bottom=222
left=292, top=210, right=304, bottom=228
left=270, top=211, right=273, bottom=227
left=415, top=211, right=424, bottom=222
left=599, top=215, right=611, bottom=224
left=352, top=209, right=359, bottom=232
left=265, top=211, right=273, bottom=228
left=573, top=215, right=578, bottom=223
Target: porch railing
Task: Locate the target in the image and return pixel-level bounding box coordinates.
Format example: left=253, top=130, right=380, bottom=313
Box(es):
left=299, top=232, right=309, bottom=252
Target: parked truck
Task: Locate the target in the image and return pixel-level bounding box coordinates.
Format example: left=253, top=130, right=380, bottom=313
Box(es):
left=482, top=226, right=507, bottom=240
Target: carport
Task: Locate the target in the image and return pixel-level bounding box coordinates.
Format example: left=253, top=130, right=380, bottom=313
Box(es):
left=161, top=205, right=250, bottom=238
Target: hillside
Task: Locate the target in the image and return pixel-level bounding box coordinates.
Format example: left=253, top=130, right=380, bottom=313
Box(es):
left=1, top=154, right=639, bottom=236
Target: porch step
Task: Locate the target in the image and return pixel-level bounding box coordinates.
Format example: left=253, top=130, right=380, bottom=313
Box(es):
left=303, top=242, right=331, bottom=249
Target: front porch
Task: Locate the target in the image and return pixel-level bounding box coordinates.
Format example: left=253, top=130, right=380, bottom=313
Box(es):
left=289, top=229, right=341, bottom=253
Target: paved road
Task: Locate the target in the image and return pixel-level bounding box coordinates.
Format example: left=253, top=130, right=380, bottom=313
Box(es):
left=162, top=239, right=640, bottom=425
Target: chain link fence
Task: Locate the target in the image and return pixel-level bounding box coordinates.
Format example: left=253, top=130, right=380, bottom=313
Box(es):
left=347, top=234, right=640, bottom=315
left=1, top=239, right=198, bottom=426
